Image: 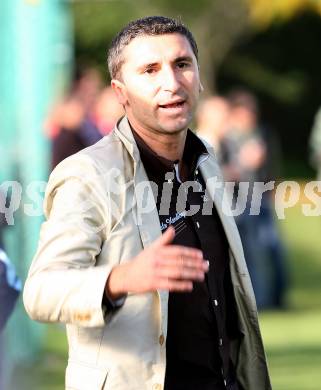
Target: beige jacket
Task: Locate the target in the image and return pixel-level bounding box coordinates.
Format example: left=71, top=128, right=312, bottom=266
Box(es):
left=23, top=117, right=271, bottom=390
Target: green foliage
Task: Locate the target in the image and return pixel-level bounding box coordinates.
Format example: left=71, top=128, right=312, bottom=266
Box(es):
left=217, top=10, right=321, bottom=177
left=222, top=55, right=308, bottom=105
left=71, top=1, right=139, bottom=77
left=71, top=0, right=250, bottom=88
left=247, top=0, right=321, bottom=28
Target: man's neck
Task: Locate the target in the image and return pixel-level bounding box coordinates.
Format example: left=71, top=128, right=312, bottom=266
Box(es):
left=128, top=118, right=187, bottom=163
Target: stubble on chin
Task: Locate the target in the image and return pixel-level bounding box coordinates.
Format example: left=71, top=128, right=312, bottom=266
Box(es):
left=155, top=112, right=193, bottom=136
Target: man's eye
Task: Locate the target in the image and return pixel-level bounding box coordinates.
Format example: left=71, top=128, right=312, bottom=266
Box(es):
left=145, top=68, right=157, bottom=74
left=177, top=62, right=189, bottom=69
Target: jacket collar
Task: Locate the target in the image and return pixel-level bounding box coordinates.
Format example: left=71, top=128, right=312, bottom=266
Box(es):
left=114, top=116, right=162, bottom=246
left=113, top=116, right=140, bottom=163
left=114, top=115, right=211, bottom=167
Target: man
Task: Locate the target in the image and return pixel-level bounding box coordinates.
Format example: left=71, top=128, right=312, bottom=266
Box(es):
left=0, top=241, right=21, bottom=390
left=0, top=190, right=21, bottom=333
left=196, top=95, right=231, bottom=163
left=219, top=90, right=268, bottom=309
left=24, top=16, right=271, bottom=390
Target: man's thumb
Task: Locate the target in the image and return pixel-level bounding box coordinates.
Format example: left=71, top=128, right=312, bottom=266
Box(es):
left=155, top=225, right=175, bottom=246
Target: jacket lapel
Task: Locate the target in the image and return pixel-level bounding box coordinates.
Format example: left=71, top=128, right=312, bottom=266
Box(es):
left=199, top=152, right=249, bottom=275
left=115, top=117, right=169, bottom=337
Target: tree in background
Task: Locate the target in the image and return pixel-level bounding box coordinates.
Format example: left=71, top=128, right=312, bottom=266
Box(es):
left=71, top=0, right=250, bottom=92
left=248, top=0, right=321, bottom=28
left=71, top=0, right=321, bottom=93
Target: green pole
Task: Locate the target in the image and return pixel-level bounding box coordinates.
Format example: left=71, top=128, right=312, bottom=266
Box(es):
left=0, top=0, right=73, bottom=385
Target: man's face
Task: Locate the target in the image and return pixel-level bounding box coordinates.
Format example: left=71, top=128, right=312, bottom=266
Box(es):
left=112, top=33, right=201, bottom=136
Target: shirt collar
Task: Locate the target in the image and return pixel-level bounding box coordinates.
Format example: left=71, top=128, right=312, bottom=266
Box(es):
left=131, top=123, right=208, bottom=182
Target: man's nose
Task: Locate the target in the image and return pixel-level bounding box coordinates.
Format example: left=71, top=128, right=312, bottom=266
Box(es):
left=161, top=67, right=180, bottom=92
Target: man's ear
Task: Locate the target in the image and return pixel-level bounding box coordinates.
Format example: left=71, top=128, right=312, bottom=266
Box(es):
left=111, top=79, right=128, bottom=106
left=199, top=82, right=204, bottom=93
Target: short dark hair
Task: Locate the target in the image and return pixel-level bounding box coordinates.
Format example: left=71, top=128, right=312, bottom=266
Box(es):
left=227, top=89, right=259, bottom=116
left=107, top=16, right=198, bottom=80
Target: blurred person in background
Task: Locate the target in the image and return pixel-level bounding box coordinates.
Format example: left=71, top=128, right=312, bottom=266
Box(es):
left=221, top=89, right=287, bottom=308
left=0, top=191, right=21, bottom=390
left=92, top=87, right=124, bottom=136
left=48, top=75, right=123, bottom=169
left=221, top=90, right=266, bottom=185
left=47, top=67, right=104, bottom=169
left=0, top=250, right=21, bottom=390
left=0, top=250, right=21, bottom=331
left=0, top=190, right=21, bottom=330
left=309, top=106, right=321, bottom=180
left=24, top=16, right=271, bottom=390
left=196, top=96, right=230, bottom=163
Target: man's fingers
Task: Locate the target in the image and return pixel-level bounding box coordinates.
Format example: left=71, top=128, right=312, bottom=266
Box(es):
left=153, top=226, right=175, bottom=247
left=157, top=279, right=193, bottom=292
left=157, top=265, right=205, bottom=281
left=156, top=253, right=209, bottom=272
left=159, top=245, right=203, bottom=260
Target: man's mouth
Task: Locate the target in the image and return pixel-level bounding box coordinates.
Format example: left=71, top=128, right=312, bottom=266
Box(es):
left=159, top=100, right=186, bottom=109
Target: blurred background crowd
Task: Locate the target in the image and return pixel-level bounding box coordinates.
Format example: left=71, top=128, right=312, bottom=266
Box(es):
left=1, top=1, right=321, bottom=389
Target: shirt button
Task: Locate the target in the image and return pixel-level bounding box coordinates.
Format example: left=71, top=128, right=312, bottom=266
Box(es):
left=152, top=384, right=162, bottom=390
left=219, top=338, right=223, bottom=346
left=196, top=221, right=200, bottom=228
left=195, top=169, right=199, bottom=175
left=159, top=334, right=165, bottom=346
left=214, top=299, right=218, bottom=306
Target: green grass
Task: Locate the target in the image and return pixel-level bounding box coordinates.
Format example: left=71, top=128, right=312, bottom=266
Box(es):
left=259, top=204, right=321, bottom=389
left=9, top=204, right=321, bottom=389
left=9, top=325, right=67, bottom=390
left=260, top=311, right=321, bottom=390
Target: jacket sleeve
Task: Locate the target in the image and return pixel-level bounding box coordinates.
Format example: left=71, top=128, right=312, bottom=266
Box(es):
left=23, top=155, right=113, bottom=327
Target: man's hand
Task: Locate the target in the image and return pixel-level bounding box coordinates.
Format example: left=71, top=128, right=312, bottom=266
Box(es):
left=105, top=226, right=209, bottom=300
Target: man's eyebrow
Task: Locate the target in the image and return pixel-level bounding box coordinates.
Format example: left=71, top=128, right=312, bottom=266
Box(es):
left=137, top=62, right=159, bottom=71
left=174, top=56, right=193, bottom=63
left=136, top=56, right=193, bottom=71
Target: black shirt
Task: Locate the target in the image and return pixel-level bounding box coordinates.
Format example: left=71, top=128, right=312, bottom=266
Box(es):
left=132, top=128, right=240, bottom=390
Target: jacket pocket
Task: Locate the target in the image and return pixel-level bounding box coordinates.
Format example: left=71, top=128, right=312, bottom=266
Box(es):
left=66, top=360, right=109, bottom=390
